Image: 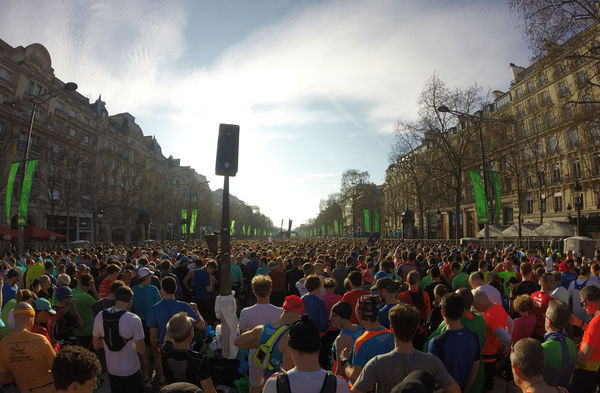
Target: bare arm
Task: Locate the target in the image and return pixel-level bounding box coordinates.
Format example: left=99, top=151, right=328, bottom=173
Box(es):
left=134, top=339, right=146, bottom=356
left=234, top=325, right=263, bottom=349
left=92, top=335, right=103, bottom=350
left=443, top=382, right=461, bottom=393
left=184, top=270, right=194, bottom=291
left=200, top=378, right=218, bottom=393
left=149, top=328, right=159, bottom=348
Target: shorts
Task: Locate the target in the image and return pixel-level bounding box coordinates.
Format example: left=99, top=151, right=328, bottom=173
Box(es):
left=248, top=348, right=264, bottom=387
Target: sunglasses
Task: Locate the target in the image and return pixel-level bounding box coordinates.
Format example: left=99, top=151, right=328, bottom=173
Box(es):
left=581, top=299, right=589, bottom=307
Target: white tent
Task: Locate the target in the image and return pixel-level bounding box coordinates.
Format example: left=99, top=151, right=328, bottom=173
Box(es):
left=501, top=223, right=541, bottom=237
left=477, top=225, right=508, bottom=238
left=534, top=221, right=575, bottom=237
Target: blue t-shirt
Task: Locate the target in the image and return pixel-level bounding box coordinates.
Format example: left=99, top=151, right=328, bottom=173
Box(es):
left=193, top=269, right=211, bottom=300
left=146, top=299, right=200, bottom=343
left=301, top=294, right=329, bottom=333
left=352, top=328, right=395, bottom=368
left=428, top=328, right=480, bottom=390
left=132, top=284, right=162, bottom=322
left=378, top=303, right=394, bottom=329
left=374, top=271, right=400, bottom=281
left=2, top=283, right=17, bottom=308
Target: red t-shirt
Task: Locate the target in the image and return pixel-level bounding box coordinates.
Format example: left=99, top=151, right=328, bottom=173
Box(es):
left=98, top=278, right=114, bottom=299
left=342, top=288, right=372, bottom=324
left=441, top=263, right=453, bottom=281
left=397, top=289, right=431, bottom=334
left=321, top=291, right=342, bottom=331
left=530, top=290, right=553, bottom=336
left=31, top=324, right=60, bottom=353
left=582, top=312, right=600, bottom=371
left=482, top=303, right=509, bottom=361
left=512, top=314, right=536, bottom=344
left=267, top=269, right=285, bottom=292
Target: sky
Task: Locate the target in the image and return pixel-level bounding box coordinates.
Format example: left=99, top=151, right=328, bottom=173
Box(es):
left=0, top=0, right=532, bottom=227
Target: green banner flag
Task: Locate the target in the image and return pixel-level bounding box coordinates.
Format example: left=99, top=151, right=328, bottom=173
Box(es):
left=6, top=162, right=20, bottom=225
left=374, top=210, right=380, bottom=232
left=181, top=209, right=187, bottom=234
left=334, top=220, right=339, bottom=235
left=321, top=225, right=325, bottom=236
left=491, top=171, right=502, bottom=224
left=363, top=209, right=371, bottom=233
left=254, top=227, right=257, bottom=236
left=190, top=209, right=198, bottom=234
left=242, top=224, right=246, bottom=236
left=469, top=170, right=489, bottom=224
left=18, top=160, right=37, bottom=226
left=230, top=220, right=235, bottom=235
left=263, top=229, right=266, bottom=236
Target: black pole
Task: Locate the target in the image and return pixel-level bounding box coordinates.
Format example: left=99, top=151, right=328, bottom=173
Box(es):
left=220, top=175, right=231, bottom=295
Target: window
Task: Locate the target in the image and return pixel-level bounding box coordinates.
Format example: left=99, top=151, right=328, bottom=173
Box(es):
left=49, top=190, right=60, bottom=200
left=540, top=91, right=551, bottom=106
left=539, top=73, right=548, bottom=86
left=527, top=81, right=535, bottom=94
left=547, top=135, right=559, bottom=155
left=567, top=130, right=578, bottom=148
left=519, top=121, right=528, bottom=137
left=576, top=71, right=588, bottom=89
left=517, top=104, right=525, bottom=117
left=526, top=171, right=533, bottom=188
left=49, top=165, right=60, bottom=181
left=0, top=66, right=11, bottom=81
left=82, top=134, right=90, bottom=144
left=552, top=163, right=561, bottom=183
left=522, top=146, right=530, bottom=159
left=55, top=101, right=63, bottom=111
left=68, top=128, right=76, bottom=137
left=84, top=117, right=90, bottom=125
left=528, top=98, right=537, bottom=113
left=18, top=133, right=26, bottom=149
left=516, top=88, right=523, bottom=99
left=535, top=141, right=544, bottom=156
left=590, top=122, right=600, bottom=141
left=546, top=111, right=555, bottom=128
left=81, top=195, right=91, bottom=209
left=563, top=104, right=574, bottom=120
left=555, top=63, right=565, bottom=77
left=532, top=118, right=541, bottom=133
left=504, top=177, right=512, bottom=192
left=572, top=54, right=584, bottom=67
left=68, top=109, right=78, bottom=119
left=29, top=81, right=44, bottom=96
left=558, top=81, right=570, bottom=98
left=526, top=199, right=534, bottom=214
left=554, top=195, right=563, bottom=212
left=572, top=158, right=582, bottom=179
left=594, top=153, right=600, bottom=175
left=51, top=143, right=62, bottom=159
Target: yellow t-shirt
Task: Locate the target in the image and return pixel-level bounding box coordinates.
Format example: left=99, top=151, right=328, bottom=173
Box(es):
left=0, top=329, right=56, bottom=392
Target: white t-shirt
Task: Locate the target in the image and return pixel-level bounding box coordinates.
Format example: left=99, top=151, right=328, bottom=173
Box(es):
left=472, top=284, right=502, bottom=306
left=92, top=307, right=145, bottom=377
left=263, top=369, right=351, bottom=393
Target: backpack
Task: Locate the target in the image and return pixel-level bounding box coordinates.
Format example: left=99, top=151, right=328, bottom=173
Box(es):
left=543, top=340, right=574, bottom=388
left=574, top=279, right=588, bottom=291
left=276, top=371, right=337, bottom=393
left=253, top=325, right=289, bottom=371
left=47, top=307, right=73, bottom=343
left=102, top=310, right=132, bottom=351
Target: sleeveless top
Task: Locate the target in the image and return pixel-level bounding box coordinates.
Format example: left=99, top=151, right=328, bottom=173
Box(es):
left=258, top=321, right=286, bottom=379
left=331, top=326, right=364, bottom=374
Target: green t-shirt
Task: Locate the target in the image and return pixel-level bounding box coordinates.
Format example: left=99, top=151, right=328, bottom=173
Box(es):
left=0, top=299, right=16, bottom=338
left=451, top=272, right=469, bottom=290
left=424, top=312, right=486, bottom=393
left=542, top=338, right=577, bottom=369
left=71, top=288, right=96, bottom=337
left=497, top=271, right=517, bottom=297
left=230, top=264, right=243, bottom=286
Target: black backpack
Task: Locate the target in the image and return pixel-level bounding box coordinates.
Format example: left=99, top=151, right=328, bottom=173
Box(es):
left=102, top=310, right=132, bottom=351
left=276, top=371, right=336, bottom=393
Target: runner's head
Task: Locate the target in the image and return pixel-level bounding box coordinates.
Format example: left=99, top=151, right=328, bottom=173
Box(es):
left=389, top=303, right=419, bottom=344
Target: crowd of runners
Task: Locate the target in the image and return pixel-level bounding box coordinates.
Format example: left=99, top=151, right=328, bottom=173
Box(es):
left=0, top=238, right=599, bottom=393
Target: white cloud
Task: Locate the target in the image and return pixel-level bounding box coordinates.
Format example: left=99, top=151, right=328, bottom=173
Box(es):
left=0, top=0, right=530, bottom=226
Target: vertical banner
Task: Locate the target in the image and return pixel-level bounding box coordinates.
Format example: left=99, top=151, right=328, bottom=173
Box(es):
left=230, top=219, right=235, bottom=235
left=334, top=220, right=339, bottom=235
left=254, top=227, right=257, bottom=236
left=469, top=170, right=489, bottom=224
left=363, top=209, right=371, bottom=233
left=18, top=160, right=38, bottom=226
left=491, top=171, right=502, bottom=224
left=242, top=225, right=246, bottom=236
left=374, top=210, right=380, bottom=232
left=181, top=209, right=187, bottom=234
left=321, top=225, right=326, bottom=236
left=263, top=229, right=266, bottom=236
left=6, top=162, right=20, bottom=225
left=190, top=209, right=198, bottom=234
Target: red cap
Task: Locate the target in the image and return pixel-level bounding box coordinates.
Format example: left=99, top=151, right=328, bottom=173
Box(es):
left=282, top=295, right=305, bottom=314
left=559, top=261, right=569, bottom=273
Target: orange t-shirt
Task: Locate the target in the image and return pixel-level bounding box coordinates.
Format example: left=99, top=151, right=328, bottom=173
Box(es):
left=581, top=312, right=600, bottom=371
left=481, top=303, right=509, bottom=361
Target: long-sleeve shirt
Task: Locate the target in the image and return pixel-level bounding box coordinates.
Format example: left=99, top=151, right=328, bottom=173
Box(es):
left=301, top=294, right=329, bottom=333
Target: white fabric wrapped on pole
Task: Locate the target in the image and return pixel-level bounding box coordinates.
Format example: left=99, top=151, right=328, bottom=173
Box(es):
left=215, top=294, right=239, bottom=359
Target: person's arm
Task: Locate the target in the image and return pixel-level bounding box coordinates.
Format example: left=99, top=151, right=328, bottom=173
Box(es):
left=280, top=346, right=294, bottom=372
left=578, top=343, right=596, bottom=367
left=206, top=272, right=214, bottom=293
left=443, top=382, right=462, bottom=393
left=493, top=327, right=511, bottom=353
left=233, top=325, right=262, bottom=349
left=93, top=335, right=103, bottom=350
left=340, top=347, right=362, bottom=384
left=200, top=378, right=218, bottom=393
left=335, top=335, right=353, bottom=376
left=149, top=327, right=159, bottom=349
left=464, top=360, right=480, bottom=393
left=135, top=339, right=146, bottom=356
left=189, top=303, right=206, bottom=331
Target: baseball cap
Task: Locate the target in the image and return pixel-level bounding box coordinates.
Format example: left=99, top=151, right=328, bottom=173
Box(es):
left=356, top=295, right=379, bottom=321
left=138, top=267, right=152, bottom=278
left=288, top=314, right=320, bottom=353
left=282, top=295, right=305, bottom=314
left=34, top=298, right=56, bottom=315
left=55, top=286, right=73, bottom=301
left=160, top=382, right=202, bottom=393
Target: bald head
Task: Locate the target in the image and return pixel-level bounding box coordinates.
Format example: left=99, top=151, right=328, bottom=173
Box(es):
left=13, top=301, right=35, bottom=330
left=472, top=290, right=492, bottom=312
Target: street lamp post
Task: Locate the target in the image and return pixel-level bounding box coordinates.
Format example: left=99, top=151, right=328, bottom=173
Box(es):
left=8, top=82, right=78, bottom=254
left=437, top=105, right=491, bottom=245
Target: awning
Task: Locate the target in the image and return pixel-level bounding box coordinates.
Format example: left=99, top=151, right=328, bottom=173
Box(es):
left=0, top=227, right=17, bottom=240
left=477, top=225, right=509, bottom=238
left=501, top=223, right=541, bottom=237
left=24, top=226, right=66, bottom=241
left=533, top=221, right=575, bottom=237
